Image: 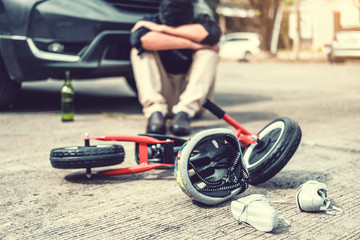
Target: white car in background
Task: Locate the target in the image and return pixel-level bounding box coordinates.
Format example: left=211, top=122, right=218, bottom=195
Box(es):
left=219, top=32, right=260, bottom=61
left=327, top=30, right=360, bottom=63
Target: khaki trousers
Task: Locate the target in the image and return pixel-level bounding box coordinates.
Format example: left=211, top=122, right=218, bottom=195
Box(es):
left=130, top=48, right=218, bottom=119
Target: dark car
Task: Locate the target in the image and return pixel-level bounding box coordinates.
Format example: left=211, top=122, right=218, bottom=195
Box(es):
left=0, top=0, right=215, bottom=109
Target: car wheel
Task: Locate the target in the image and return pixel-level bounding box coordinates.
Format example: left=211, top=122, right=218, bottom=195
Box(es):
left=0, top=58, right=21, bottom=110
left=244, top=51, right=252, bottom=62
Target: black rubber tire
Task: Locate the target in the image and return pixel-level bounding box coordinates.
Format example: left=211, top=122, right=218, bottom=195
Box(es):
left=0, top=57, right=21, bottom=110
left=243, top=117, right=302, bottom=185
left=50, top=144, right=125, bottom=169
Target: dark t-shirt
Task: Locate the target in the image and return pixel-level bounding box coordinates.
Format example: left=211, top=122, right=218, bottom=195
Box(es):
left=130, top=13, right=221, bottom=74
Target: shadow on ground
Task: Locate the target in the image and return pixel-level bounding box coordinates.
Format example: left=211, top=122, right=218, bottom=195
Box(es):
left=254, top=170, right=331, bottom=190
left=5, top=82, right=273, bottom=117
left=64, top=168, right=330, bottom=189
left=64, top=167, right=175, bottom=185
left=9, top=87, right=142, bottom=114
left=213, top=93, right=272, bottom=107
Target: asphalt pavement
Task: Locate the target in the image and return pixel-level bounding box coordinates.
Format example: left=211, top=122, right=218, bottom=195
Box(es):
left=1, top=60, right=360, bottom=239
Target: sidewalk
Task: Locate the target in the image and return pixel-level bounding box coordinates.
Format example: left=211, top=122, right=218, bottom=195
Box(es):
left=275, top=50, right=328, bottom=62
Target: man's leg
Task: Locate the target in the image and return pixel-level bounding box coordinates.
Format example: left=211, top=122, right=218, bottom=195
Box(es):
left=172, top=49, right=218, bottom=118
left=131, top=48, right=176, bottom=134
left=165, top=73, right=187, bottom=116
left=130, top=48, right=170, bottom=119
left=170, top=49, right=218, bottom=136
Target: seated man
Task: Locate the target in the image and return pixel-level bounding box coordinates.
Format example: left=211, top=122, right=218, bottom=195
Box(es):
left=130, top=0, right=221, bottom=136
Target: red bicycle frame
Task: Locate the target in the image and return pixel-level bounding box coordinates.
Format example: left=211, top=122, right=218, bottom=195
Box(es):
left=202, top=99, right=259, bottom=148
left=84, top=135, right=175, bottom=177
left=84, top=99, right=259, bottom=176
left=222, top=114, right=259, bottom=147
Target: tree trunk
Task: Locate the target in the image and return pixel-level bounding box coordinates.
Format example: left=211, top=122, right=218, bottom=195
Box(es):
left=249, top=0, right=281, bottom=51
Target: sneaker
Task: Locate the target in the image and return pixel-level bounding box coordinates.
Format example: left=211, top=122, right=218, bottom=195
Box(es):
left=296, top=180, right=344, bottom=215
left=231, top=194, right=278, bottom=232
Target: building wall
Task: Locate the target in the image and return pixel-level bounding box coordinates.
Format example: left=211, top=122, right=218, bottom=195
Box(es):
left=289, top=0, right=359, bottom=49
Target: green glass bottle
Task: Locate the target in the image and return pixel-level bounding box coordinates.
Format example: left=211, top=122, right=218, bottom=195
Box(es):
left=61, top=71, right=74, bottom=122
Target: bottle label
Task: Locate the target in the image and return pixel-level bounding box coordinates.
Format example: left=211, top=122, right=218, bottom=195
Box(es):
left=61, top=93, right=74, bottom=115
left=62, top=101, right=74, bottom=114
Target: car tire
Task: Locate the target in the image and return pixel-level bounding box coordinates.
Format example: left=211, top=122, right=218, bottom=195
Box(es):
left=0, top=57, right=21, bottom=110
left=244, top=51, right=252, bottom=62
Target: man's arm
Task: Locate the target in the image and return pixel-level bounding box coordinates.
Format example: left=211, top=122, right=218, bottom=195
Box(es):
left=131, top=14, right=221, bottom=53
left=132, top=21, right=209, bottom=43
left=162, top=24, right=209, bottom=43
left=140, top=31, right=217, bottom=51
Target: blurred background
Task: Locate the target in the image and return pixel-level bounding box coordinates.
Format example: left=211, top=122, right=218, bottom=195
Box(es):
left=1, top=0, right=359, bottom=111
left=208, top=0, right=360, bottom=62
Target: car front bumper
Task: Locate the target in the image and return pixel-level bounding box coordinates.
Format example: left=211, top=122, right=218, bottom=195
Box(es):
left=331, top=48, right=360, bottom=59
left=0, top=30, right=134, bottom=81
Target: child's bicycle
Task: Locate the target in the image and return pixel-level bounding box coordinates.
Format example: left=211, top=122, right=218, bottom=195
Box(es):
left=50, top=99, right=302, bottom=188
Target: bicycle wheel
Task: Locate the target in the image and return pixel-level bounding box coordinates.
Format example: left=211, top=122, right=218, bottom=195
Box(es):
left=50, top=144, right=125, bottom=169
left=243, top=117, right=302, bottom=185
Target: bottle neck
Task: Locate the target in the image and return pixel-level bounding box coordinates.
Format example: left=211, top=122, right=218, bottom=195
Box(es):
left=64, top=71, right=71, bottom=86
left=64, top=79, right=71, bottom=86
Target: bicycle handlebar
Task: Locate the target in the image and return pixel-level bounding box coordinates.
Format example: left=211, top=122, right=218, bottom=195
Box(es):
left=202, top=98, right=225, bottom=119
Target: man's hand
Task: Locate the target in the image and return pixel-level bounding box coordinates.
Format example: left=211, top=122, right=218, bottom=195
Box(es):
left=131, top=21, right=166, bottom=32
left=211, top=44, right=220, bottom=53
